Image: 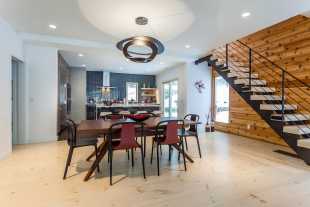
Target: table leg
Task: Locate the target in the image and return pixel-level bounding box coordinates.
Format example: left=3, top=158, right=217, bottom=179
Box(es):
left=84, top=141, right=109, bottom=182
left=86, top=141, right=105, bottom=161
left=172, top=144, right=194, bottom=163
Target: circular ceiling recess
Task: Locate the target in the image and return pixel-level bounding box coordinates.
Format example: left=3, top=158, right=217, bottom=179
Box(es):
left=78, top=0, right=195, bottom=42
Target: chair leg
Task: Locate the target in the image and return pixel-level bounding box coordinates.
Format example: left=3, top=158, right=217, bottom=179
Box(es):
left=168, top=145, right=172, bottom=161
left=126, top=149, right=130, bottom=160
left=184, top=137, right=188, bottom=151
left=150, top=139, right=154, bottom=164
left=156, top=142, right=160, bottom=176
left=140, top=147, right=146, bottom=179
left=63, top=146, right=74, bottom=180
left=180, top=137, right=187, bottom=171
left=143, top=136, right=147, bottom=158
left=195, top=135, right=202, bottom=158
left=109, top=149, right=113, bottom=185
left=160, top=144, right=163, bottom=156
left=131, top=149, right=134, bottom=167
left=94, top=145, right=100, bottom=173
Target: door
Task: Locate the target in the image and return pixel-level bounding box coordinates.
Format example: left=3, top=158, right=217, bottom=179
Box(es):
left=163, top=80, right=178, bottom=118
left=12, top=59, right=19, bottom=145
left=214, top=76, right=229, bottom=123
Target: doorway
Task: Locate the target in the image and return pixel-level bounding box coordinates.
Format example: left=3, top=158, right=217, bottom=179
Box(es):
left=11, top=58, right=20, bottom=145
left=214, top=75, right=229, bottom=123
left=163, top=80, right=178, bottom=118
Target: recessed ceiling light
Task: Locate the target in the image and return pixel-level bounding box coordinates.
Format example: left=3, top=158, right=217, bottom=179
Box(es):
left=78, top=53, right=84, bottom=57
left=49, top=24, right=57, bottom=29
left=82, top=64, right=86, bottom=67
left=185, top=44, right=191, bottom=49
left=241, top=12, right=251, bottom=18
left=160, top=62, right=164, bottom=65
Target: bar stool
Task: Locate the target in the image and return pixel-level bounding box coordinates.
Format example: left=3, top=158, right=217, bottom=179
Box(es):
left=119, top=111, right=131, bottom=118
left=152, top=110, right=163, bottom=116
left=136, top=111, right=148, bottom=114
left=100, top=112, right=112, bottom=119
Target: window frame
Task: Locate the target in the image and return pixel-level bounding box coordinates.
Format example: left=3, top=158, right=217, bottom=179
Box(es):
left=126, top=82, right=139, bottom=102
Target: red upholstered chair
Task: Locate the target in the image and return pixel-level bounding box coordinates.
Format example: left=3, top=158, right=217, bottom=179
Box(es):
left=150, top=120, right=186, bottom=176
left=63, top=119, right=99, bottom=179
left=178, top=114, right=202, bottom=158
left=108, top=121, right=146, bottom=185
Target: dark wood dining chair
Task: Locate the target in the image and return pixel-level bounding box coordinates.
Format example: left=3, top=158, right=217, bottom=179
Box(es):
left=150, top=120, right=187, bottom=176
left=63, top=119, right=99, bottom=180
left=108, top=121, right=146, bottom=185
left=178, top=114, right=202, bottom=158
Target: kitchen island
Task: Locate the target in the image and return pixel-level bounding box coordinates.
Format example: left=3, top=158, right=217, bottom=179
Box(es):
left=86, top=103, right=161, bottom=120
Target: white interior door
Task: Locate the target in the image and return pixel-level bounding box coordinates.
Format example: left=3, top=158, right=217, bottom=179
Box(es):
left=12, top=59, right=19, bottom=145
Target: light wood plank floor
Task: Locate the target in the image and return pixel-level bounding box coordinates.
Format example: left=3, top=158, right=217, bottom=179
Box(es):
left=1, top=131, right=310, bottom=207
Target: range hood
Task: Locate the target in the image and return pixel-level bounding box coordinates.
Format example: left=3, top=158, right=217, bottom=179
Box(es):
left=103, top=71, right=110, bottom=87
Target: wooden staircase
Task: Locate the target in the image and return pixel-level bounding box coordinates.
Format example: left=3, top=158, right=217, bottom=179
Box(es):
left=195, top=41, right=310, bottom=165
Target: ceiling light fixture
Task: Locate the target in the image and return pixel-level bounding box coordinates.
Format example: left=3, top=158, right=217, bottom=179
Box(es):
left=116, top=17, right=165, bottom=63
left=82, top=64, right=86, bottom=67
left=78, top=53, right=84, bottom=57
left=49, top=24, right=57, bottom=29
left=241, top=12, right=251, bottom=18
left=185, top=44, right=191, bottom=49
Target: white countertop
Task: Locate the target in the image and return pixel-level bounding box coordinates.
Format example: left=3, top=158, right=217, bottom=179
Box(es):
left=95, top=104, right=160, bottom=108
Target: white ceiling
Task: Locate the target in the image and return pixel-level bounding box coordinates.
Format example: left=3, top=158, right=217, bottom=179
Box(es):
left=1, top=0, right=310, bottom=74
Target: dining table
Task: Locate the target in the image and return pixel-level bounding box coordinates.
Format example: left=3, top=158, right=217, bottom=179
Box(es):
left=78, top=117, right=201, bottom=181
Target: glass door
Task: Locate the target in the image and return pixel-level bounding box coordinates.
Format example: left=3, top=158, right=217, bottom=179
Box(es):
left=163, top=80, right=178, bottom=118
left=215, top=76, right=229, bottom=123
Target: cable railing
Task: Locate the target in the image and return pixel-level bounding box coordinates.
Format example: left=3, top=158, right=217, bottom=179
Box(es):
left=212, top=40, right=310, bottom=136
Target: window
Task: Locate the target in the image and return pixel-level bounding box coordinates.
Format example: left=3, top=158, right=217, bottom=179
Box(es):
left=215, top=76, right=229, bottom=123
left=163, top=80, right=178, bottom=118
left=126, top=82, right=138, bottom=102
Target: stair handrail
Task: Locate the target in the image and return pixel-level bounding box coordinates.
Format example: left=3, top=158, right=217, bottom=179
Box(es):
left=237, top=40, right=310, bottom=89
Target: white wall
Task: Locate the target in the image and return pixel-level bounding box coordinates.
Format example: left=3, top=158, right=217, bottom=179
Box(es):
left=156, top=62, right=212, bottom=132
left=156, top=63, right=187, bottom=118
left=186, top=62, right=212, bottom=132
left=70, top=67, right=87, bottom=123
left=0, top=18, right=23, bottom=159
left=20, top=44, right=58, bottom=144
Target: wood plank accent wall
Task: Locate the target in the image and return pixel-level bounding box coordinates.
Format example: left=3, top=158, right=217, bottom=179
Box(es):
left=240, top=15, right=310, bottom=84
left=213, top=70, right=286, bottom=146
left=214, top=15, right=310, bottom=146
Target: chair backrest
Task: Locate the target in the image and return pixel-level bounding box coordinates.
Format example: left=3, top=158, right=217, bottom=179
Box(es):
left=156, top=120, right=184, bottom=144
left=65, top=119, right=77, bottom=146
left=184, top=114, right=199, bottom=132
left=109, top=121, right=143, bottom=149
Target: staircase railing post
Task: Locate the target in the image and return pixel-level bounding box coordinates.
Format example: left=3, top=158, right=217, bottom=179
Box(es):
left=281, top=70, right=285, bottom=128
left=249, top=48, right=252, bottom=91
left=226, top=44, right=229, bottom=68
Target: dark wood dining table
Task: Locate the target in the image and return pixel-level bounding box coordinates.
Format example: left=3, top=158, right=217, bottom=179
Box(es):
left=78, top=117, right=200, bottom=181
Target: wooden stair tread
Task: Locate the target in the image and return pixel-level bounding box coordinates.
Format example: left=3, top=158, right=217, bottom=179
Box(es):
left=283, top=125, right=310, bottom=135
left=298, top=139, right=310, bottom=149
left=260, top=104, right=297, bottom=111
